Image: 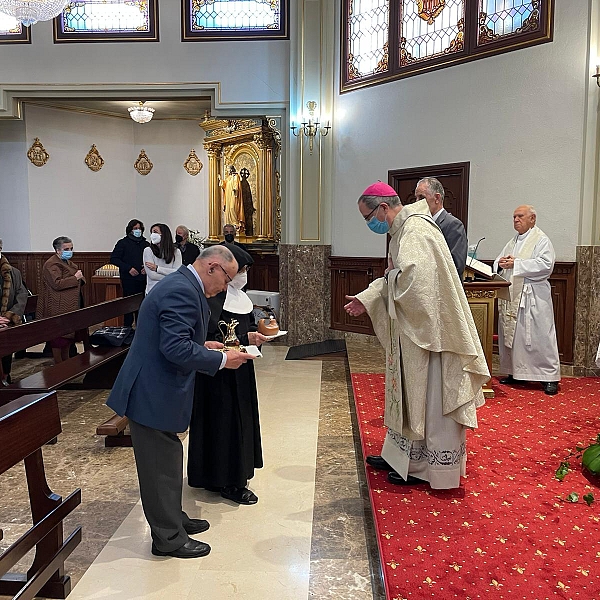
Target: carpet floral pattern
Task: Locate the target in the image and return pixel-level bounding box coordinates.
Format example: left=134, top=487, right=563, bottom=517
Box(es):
left=351, top=374, right=600, bottom=599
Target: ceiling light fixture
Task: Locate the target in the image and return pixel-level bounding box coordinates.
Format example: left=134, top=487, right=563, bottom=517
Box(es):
left=0, top=0, right=69, bottom=27
left=128, top=101, right=155, bottom=124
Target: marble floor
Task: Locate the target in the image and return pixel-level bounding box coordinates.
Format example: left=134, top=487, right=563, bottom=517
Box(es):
left=0, top=343, right=379, bottom=600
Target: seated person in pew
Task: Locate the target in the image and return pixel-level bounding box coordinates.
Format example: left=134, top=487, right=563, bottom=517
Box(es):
left=36, top=236, right=88, bottom=364
left=1, top=238, right=28, bottom=385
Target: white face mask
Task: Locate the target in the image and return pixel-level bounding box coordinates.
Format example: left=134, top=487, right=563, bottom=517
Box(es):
left=150, top=232, right=162, bottom=245
left=231, top=271, right=247, bottom=290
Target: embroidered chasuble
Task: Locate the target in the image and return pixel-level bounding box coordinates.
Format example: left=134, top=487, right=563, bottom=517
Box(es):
left=494, top=227, right=560, bottom=382
left=221, top=173, right=245, bottom=232
left=355, top=200, right=489, bottom=488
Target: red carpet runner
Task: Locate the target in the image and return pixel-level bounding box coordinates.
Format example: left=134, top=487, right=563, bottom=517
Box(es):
left=352, top=374, right=600, bottom=599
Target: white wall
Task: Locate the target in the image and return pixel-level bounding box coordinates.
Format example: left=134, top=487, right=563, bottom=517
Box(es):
left=0, top=119, right=30, bottom=250
left=332, top=0, right=589, bottom=261
left=0, top=10, right=289, bottom=105
left=0, top=104, right=211, bottom=252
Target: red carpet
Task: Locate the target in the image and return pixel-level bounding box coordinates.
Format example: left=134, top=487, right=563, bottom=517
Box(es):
left=352, top=374, right=600, bottom=599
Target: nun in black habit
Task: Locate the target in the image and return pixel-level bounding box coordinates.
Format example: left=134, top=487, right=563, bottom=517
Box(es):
left=187, top=244, right=269, bottom=504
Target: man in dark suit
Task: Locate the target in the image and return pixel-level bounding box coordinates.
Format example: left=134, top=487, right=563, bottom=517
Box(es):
left=107, top=245, right=253, bottom=559
left=416, top=177, right=467, bottom=279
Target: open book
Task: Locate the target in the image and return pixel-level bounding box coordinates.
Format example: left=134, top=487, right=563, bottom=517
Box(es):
left=465, top=256, right=493, bottom=278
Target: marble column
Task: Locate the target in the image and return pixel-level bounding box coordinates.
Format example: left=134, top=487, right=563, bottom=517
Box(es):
left=573, top=246, right=600, bottom=376
left=279, top=244, right=343, bottom=346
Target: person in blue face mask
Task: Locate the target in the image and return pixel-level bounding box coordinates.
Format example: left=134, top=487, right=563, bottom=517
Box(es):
left=36, top=236, right=88, bottom=364
left=344, top=181, right=489, bottom=491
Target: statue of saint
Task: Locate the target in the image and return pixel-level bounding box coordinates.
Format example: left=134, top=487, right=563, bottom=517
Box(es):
left=220, top=165, right=245, bottom=233
left=240, top=167, right=255, bottom=236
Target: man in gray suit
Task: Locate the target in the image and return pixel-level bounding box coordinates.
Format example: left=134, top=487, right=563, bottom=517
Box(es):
left=416, top=177, right=467, bottom=280
left=107, top=245, right=253, bottom=559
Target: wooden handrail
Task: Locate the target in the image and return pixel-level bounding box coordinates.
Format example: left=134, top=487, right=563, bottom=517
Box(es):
left=0, top=294, right=143, bottom=357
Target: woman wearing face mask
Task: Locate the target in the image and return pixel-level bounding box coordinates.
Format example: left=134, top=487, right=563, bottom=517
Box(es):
left=110, top=219, right=149, bottom=326
left=142, top=223, right=182, bottom=295
left=37, top=236, right=88, bottom=364
left=187, top=244, right=269, bottom=505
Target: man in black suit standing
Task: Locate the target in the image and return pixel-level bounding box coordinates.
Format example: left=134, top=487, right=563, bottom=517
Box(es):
left=415, top=177, right=467, bottom=280
left=107, top=245, right=253, bottom=559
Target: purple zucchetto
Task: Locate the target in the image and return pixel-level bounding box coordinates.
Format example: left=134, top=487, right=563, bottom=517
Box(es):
left=361, top=181, right=398, bottom=197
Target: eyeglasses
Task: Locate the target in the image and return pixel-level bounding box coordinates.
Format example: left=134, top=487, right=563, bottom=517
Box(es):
left=217, top=264, right=232, bottom=283
left=363, top=204, right=383, bottom=222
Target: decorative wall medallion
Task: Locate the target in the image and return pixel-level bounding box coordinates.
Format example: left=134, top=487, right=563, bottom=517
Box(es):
left=183, top=149, right=203, bottom=176
left=134, top=149, right=153, bottom=175
left=27, top=138, right=49, bottom=167
left=85, top=144, right=104, bottom=172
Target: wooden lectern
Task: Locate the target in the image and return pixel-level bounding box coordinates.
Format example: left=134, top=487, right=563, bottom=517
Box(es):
left=464, top=262, right=511, bottom=399
left=91, top=265, right=123, bottom=327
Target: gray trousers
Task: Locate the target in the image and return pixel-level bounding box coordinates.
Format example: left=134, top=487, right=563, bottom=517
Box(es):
left=129, top=419, right=195, bottom=552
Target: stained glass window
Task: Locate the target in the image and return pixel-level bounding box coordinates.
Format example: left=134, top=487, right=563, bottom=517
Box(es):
left=478, top=0, right=541, bottom=45
left=0, top=12, right=30, bottom=43
left=400, top=0, right=465, bottom=66
left=341, top=0, right=553, bottom=92
left=346, top=0, right=390, bottom=81
left=182, top=0, right=288, bottom=41
left=54, top=0, right=158, bottom=42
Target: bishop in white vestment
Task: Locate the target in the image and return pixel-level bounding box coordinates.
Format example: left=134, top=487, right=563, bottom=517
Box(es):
left=344, top=182, right=489, bottom=489
left=494, top=205, right=561, bottom=395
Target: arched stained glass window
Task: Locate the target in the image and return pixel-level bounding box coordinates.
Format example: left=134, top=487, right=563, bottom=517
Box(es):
left=341, top=0, right=553, bottom=92
left=0, top=12, right=30, bottom=43
left=182, top=0, right=288, bottom=41
left=54, top=0, right=158, bottom=42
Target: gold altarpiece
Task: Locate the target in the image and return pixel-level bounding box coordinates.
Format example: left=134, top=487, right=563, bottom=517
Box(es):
left=200, top=116, right=281, bottom=245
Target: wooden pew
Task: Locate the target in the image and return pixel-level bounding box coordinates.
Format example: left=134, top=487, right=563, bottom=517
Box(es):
left=0, top=392, right=81, bottom=599
left=0, top=294, right=143, bottom=402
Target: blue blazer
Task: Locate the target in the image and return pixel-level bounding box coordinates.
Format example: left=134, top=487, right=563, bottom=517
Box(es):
left=107, top=266, right=222, bottom=432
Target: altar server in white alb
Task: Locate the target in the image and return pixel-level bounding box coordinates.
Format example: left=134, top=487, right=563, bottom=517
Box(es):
left=344, top=182, right=489, bottom=490
left=494, top=205, right=560, bottom=395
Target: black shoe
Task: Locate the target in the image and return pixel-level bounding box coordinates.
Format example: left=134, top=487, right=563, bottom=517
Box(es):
left=543, top=382, right=559, bottom=395
left=221, top=486, right=258, bottom=505
left=499, top=375, right=523, bottom=385
left=387, top=471, right=428, bottom=486
left=366, top=455, right=393, bottom=471
left=151, top=538, right=211, bottom=558
left=184, top=519, right=210, bottom=535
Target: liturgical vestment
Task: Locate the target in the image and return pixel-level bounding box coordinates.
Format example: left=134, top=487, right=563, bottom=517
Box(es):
left=356, top=200, right=489, bottom=489
left=494, top=227, right=561, bottom=382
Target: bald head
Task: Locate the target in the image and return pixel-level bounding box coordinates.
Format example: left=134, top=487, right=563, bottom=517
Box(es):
left=193, top=245, right=238, bottom=297
left=513, top=205, right=536, bottom=234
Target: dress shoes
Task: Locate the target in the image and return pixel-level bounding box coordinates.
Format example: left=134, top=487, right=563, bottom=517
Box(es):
left=366, top=455, right=393, bottom=471
left=499, top=375, right=522, bottom=385
left=184, top=518, right=210, bottom=535
left=151, top=538, right=211, bottom=559
left=221, top=486, right=258, bottom=505
left=387, top=471, right=428, bottom=486
left=543, top=382, right=559, bottom=395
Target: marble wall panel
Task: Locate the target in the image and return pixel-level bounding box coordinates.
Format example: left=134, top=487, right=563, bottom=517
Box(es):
left=573, top=246, right=600, bottom=376
left=279, top=244, right=344, bottom=346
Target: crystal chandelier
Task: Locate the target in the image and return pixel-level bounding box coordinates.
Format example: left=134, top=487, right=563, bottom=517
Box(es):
left=0, top=0, right=70, bottom=27
left=128, top=101, right=155, bottom=124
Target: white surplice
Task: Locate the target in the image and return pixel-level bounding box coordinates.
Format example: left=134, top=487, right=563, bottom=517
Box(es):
left=494, top=228, right=561, bottom=382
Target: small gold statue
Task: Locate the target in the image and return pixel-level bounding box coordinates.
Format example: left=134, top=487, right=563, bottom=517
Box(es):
left=217, top=319, right=246, bottom=352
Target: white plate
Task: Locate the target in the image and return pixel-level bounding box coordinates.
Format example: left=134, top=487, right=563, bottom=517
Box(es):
left=264, top=330, right=288, bottom=340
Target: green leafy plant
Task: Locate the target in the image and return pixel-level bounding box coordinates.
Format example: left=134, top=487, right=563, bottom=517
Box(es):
left=554, top=434, right=599, bottom=506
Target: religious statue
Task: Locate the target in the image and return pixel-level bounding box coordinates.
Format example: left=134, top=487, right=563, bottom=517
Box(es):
left=239, top=167, right=255, bottom=236
left=219, top=165, right=245, bottom=233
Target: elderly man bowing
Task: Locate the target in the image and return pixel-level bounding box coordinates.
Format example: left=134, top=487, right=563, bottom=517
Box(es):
left=494, top=205, right=560, bottom=395
left=344, top=182, right=489, bottom=489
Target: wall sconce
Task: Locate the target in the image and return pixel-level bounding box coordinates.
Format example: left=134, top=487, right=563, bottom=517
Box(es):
left=593, top=65, right=600, bottom=87
left=291, top=101, right=331, bottom=155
